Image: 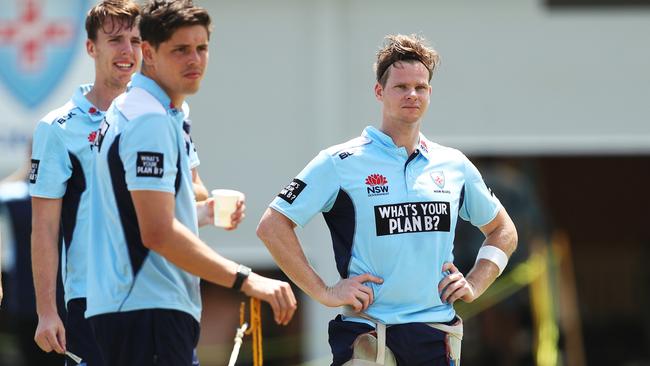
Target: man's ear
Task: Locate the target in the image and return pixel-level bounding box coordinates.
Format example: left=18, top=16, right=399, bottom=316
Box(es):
left=374, top=82, right=383, bottom=101
left=141, top=41, right=155, bottom=67
left=86, top=39, right=95, bottom=58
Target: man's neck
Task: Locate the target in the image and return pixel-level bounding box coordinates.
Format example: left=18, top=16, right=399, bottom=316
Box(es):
left=85, top=79, right=125, bottom=111
left=142, top=68, right=184, bottom=109
left=380, top=120, right=421, bottom=156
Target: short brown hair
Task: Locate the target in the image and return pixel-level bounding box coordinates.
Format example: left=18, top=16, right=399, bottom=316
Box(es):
left=374, top=34, right=440, bottom=87
left=85, top=0, right=140, bottom=41
left=140, top=0, right=211, bottom=49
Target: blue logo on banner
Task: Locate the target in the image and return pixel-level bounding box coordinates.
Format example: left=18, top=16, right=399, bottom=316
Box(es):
left=0, top=0, right=89, bottom=109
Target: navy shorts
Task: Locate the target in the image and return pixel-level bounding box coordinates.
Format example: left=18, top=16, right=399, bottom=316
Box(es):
left=328, top=315, right=451, bottom=366
left=66, top=298, right=104, bottom=366
left=89, top=308, right=200, bottom=366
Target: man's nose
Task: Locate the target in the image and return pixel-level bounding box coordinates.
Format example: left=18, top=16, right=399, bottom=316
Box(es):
left=406, top=88, right=417, bottom=99
left=187, top=49, right=201, bottom=65
left=121, top=41, right=134, bottom=56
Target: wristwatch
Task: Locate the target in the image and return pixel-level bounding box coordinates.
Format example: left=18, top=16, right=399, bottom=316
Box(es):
left=232, top=264, right=251, bottom=291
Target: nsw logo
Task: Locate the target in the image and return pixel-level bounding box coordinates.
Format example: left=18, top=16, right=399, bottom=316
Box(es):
left=365, top=173, right=389, bottom=196
left=0, top=0, right=90, bottom=108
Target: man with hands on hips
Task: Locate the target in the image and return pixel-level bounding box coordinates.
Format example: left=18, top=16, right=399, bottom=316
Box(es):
left=257, top=34, right=517, bottom=365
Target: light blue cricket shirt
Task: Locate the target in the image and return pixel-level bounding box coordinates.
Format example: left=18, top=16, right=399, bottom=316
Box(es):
left=270, top=126, right=501, bottom=325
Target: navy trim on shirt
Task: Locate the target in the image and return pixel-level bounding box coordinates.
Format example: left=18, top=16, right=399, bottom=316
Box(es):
left=108, top=135, right=149, bottom=276
left=323, top=189, right=356, bottom=278
left=61, top=153, right=85, bottom=252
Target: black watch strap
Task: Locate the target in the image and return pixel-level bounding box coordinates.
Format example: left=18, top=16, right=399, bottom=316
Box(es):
left=232, top=264, right=251, bottom=291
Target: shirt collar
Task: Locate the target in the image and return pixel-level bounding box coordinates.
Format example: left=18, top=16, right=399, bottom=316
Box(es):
left=72, top=84, right=104, bottom=122
left=362, top=126, right=430, bottom=160
left=131, top=73, right=184, bottom=115
left=417, top=133, right=431, bottom=160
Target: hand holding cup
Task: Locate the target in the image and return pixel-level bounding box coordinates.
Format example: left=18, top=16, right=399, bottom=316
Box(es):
left=211, top=189, right=246, bottom=230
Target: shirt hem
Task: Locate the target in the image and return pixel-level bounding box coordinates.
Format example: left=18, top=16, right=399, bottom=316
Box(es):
left=269, top=204, right=306, bottom=228
left=128, top=186, right=176, bottom=194
left=29, top=191, right=65, bottom=199
left=342, top=310, right=457, bottom=326
left=472, top=203, right=502, bottom=228
left=85, top=302, right=201, bottom=322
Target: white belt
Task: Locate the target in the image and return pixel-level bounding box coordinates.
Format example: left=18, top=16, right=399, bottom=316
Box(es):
left=341, top=309, right=463, bottom=366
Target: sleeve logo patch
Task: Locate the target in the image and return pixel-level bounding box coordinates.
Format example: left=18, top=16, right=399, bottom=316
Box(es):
left=278, top=178, right=306, bottom=204
left=29, top=159, right=40, bottom=183
left=374, top=201, right=451, bottom=236
left=136, top=152, right=164, bottom=178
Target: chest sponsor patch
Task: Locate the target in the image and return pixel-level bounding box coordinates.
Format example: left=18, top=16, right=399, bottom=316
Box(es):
left=278, top=178, right=306, bottom=204
left=374, top=201, right=451, bottom=236
left=136, top=152, right=164, bottom=178
left=29, top=159, right=40, bottom=183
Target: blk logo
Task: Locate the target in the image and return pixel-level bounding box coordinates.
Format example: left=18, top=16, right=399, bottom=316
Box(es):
left=365, top=173, right=389, bottom=196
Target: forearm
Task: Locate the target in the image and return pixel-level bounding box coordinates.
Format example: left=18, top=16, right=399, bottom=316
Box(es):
left=257, top=210, right=327, bottom=303
left=464, top=260, right=500, bottom=299
left=152, top=219, right=239, bottom=288
left=266, top=234, right=326, bottom=301
left=196, top=200, right=211, bottom=227
left=31, top=229, right=60, bottom=316
left=31, top=198, right=63, bottom=316
left=481, top=212, right=518, bottom=258
left=191, top=168, right=208, bottom=201
left=467, top=208, right=518, bottom=298
left=193, top=183, right=209, bottom=201
left=133, top=190, right=242, bottom=288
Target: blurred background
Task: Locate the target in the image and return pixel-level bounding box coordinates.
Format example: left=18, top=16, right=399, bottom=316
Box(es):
left=1, top=0, right=649, bottom=365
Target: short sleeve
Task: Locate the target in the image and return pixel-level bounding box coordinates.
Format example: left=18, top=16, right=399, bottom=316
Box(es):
left=182, top=119, right=200, bottom=169
left=29, top=122, right=72, bottom=199
left=122, top=115, right=178, bottom=193
left=458, top=155, right=501, bottom=227
left=188, top=138, right=200, bottom=169
left=269, top=151, right=340, bottom=227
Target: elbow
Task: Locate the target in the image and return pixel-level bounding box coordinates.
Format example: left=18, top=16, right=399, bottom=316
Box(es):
left=141, top=232, right=164, bottom=251
left=257, top=209, right=296, bottom=249
left=140, top=223, right=173, bottom=251
left=507, top=223, right=519, bottom=256
left=193, top=184, right=209, bottom=201
left=256, top=209, right=289, bottom=246
left=256, top=218, right=273, bottom=245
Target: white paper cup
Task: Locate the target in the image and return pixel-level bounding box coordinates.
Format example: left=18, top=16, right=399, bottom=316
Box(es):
left=211, top=189, right=244, bottom=228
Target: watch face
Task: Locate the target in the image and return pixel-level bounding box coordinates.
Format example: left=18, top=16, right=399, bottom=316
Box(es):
left=239, top=265, right=251, bottom=276
left=233, top=265, right=251, bottom=291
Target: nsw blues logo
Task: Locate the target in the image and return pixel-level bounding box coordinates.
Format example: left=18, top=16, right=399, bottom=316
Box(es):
left=431, top=171, right=445, bottom=189
left=0, top=0, right=90, bottom=108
